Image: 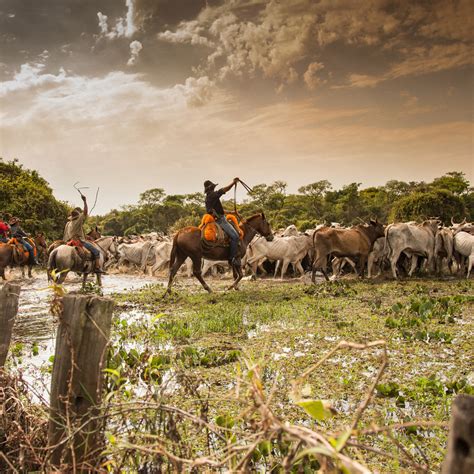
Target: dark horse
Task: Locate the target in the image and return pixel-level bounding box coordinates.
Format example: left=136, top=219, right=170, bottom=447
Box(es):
left=166, top=213, right=273, bottom=293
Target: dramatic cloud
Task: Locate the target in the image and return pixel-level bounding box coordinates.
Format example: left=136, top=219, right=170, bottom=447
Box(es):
left=127, top=40, right=143, bottom=66
left=0, top=0, right=472, bottom=211
left=303, top=62, right=326, bottom=91
left=97, top=0, right=137, bottom=39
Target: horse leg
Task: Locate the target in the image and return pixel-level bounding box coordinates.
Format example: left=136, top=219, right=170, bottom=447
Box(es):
left=28, top=264, right=33, bottom=278
left=166, top=251, right=187, bottom=294
left=1, top=267, right=5, bottom=280
left=228, top=263, right=243, bottom=291
left=191, top=256, right=212, bottom=293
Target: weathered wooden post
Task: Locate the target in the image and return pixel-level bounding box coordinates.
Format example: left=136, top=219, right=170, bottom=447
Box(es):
left=0, top=282, right=21, bottom=367
left=442, top=394, right=474, bottom=474
left=48, top=294, right=114, bottom=470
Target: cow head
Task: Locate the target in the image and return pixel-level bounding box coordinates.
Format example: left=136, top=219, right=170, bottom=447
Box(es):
left=369, top=219, right=385, bottom=239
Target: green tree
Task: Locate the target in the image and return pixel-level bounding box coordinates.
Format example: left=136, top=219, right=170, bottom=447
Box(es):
left=430, top=171, right=470, bottom=195
left=0, top=158, right=69, bottom=239
left=390, top=189, right=466, bottom=225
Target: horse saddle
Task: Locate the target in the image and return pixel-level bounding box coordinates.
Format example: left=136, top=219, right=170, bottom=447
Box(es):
left=7, top=238, right=30, bottom=264
left=199, top=214, right=242, bottom=247
left=67, top=240, right=93, bottom=261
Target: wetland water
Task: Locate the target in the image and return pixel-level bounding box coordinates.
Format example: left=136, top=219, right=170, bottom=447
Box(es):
left=8, top=271, right=160, bottom=399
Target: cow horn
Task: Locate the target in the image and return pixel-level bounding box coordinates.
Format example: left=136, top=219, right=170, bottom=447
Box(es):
left=461, top=217, right=467, bottom=224
left=451, top=217, right=456, bottom=226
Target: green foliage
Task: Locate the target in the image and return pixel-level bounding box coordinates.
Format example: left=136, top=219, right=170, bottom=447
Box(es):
left=0, top=158, right=69, bottom=238
left=390, top=189, right=466, bottom=225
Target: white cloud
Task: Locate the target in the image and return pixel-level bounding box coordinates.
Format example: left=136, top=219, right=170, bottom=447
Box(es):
left=0, top=63, right=66, bottom=97
left=97, top=0, right=137, bottom=39
left=127, top=40, right=143, bottom=66
left=158, top=21, right=213, bottom=47
left=303, top=62, right=325, bottom=90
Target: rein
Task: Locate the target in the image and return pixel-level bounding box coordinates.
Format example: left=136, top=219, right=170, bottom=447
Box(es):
left=233, top=179, right=254, bottom=217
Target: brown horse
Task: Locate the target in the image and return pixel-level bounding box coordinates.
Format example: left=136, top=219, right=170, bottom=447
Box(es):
left=34, top=232, right=48, bottom=265
left=0, top=238, right=36, bottom=279
left=166, top=213, right=273, bottom=293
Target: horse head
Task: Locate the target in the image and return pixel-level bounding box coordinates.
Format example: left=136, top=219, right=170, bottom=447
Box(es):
left=246, top=213, right=274, bottom=241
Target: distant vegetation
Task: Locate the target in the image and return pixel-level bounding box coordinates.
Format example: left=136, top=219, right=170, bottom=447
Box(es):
left=91, top=171, right=472, bottom=235
left=0, top=158, right=69, bottom=238
left=1, top=158, right=472, bottom=237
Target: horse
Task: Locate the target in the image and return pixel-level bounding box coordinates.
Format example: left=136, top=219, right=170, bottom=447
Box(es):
left=166, top=213, right=273, bottom=294
left=47, top=236, right=119, bottom=287
left=0, top=237, right=37, bottom=279
left=34, top=232, right=48, bottom=265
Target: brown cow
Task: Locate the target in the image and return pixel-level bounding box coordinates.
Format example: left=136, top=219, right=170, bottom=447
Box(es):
left=311, top=220, right=385, bottom=282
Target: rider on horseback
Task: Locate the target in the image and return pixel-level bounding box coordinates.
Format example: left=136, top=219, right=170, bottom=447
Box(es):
left=204, top=177, right=241, bottom=266
left=63, top=195, right=105, bottom=274
left=0, top=214, right=10, bottom=243
left=9, top=217, right=39, bottom=265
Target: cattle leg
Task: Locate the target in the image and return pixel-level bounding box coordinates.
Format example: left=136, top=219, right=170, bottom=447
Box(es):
left=358, top=255, right=367, bottom=278
left=467, top=255, right=473, bottom=279
left=0, top=267, right=5, bottom=280
left=295, top=261, right=305, bottom=276
left=389, top=250, right=402, bottom=279
left=280, top=260, right=290, bottom=280
left=407, top=255, right=418, bottom=277
left=367, top=253, right=376, bottom=278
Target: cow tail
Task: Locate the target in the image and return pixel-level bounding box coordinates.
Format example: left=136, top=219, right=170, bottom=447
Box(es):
left=384, top=225, right=393, bottom=258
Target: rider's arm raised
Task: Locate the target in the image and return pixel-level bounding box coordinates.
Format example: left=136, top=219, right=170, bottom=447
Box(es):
left=220, top=177, right=240, bottom=194
left=82, top=195, right=89, bottom=217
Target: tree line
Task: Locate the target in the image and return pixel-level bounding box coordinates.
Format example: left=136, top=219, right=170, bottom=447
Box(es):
left=1, top=159, right=472, bottom=238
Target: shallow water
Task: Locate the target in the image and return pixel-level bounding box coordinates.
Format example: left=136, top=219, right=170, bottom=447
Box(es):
left=7, top=270, right=161, bottom=400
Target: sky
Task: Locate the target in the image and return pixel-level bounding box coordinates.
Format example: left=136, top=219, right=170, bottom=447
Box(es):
left=0, top=0, right=473, bottom=214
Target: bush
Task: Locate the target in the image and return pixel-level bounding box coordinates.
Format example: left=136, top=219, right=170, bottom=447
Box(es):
left=390, top=189, right=466, bottom=225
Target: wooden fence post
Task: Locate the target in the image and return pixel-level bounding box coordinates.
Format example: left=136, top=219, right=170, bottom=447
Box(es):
left=0, top=282, right=21, bottom=368
left=442, top=394, right=474, bottom=474
left=48, top=293, right=114, bottom=470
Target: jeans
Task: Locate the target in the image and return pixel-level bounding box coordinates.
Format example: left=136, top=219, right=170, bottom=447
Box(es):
left=18, top=238, right=35, bottom=262
left=217, top=215, right=240, bottom=260
left=82, top=240, right=100, bottom=258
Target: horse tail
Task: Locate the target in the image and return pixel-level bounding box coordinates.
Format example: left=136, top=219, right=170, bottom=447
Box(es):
left=169, top=233, right=179, bottom=270
left=48, top=248, right=58, bottom=275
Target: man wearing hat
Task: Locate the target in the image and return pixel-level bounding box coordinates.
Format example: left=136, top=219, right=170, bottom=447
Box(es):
left=63, top=195, right=105, bottom=274
left=204, top=177, right=241, bottom=265
left=9, top=217, right=38, bottom=265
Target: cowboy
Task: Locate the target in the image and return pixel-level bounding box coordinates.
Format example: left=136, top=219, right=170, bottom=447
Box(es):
left=63, top=195, right=105, bottom=274
left=204, top=177, right=241, bottom=265
left=0, top=214, right=10, bottom=243
left=9, top=217, right=39, bottom=265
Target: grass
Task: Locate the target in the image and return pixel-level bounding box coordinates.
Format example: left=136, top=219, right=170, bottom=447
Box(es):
left=109, top=277, right=473, bottom=472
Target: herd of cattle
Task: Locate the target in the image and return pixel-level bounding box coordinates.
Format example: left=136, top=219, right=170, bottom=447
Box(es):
left=110, top=218, right=474, bottom=280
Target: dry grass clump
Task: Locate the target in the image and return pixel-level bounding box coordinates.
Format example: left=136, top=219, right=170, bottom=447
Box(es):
left=0, top=370, right=48, bottom=472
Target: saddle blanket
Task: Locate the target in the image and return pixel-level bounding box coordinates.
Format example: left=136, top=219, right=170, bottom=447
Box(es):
left=67, top=239, right=93, bottom=260
left=199, top=214, right=243, bottom=245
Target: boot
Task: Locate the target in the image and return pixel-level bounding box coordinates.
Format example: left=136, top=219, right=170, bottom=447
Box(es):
left=94, top=257, right=107, bottom=274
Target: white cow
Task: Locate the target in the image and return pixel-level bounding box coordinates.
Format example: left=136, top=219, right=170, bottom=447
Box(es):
left=384, top=220, right=439, bottom=279
left=118, top=241, right=156, bottom=272
left=150, top=241, right=192, bottom=277
left=454, top=231, right=474, bottom=278
left=367, top=237, right=387, bottom=278
left=247, top=234, right=312, bottom=279
left=434, top=228, right=454, bottom=274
